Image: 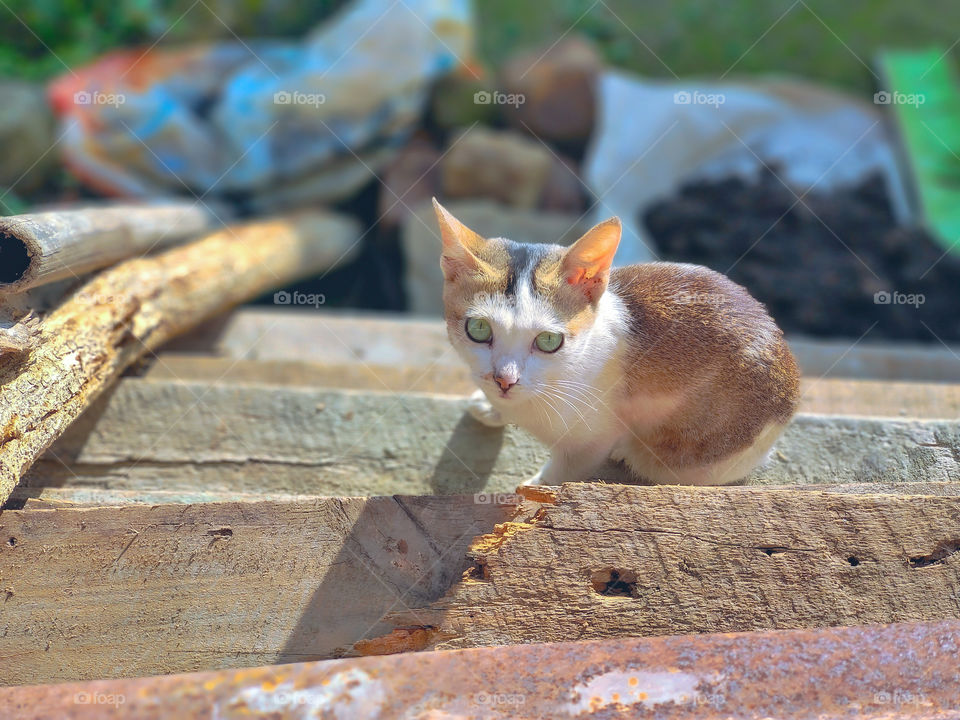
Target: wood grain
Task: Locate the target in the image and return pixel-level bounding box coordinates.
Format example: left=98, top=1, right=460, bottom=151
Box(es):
left=146, top=353, right=960, bottom=418
left=164, top=309, right=960, bottom=382
left=0, top=202, right=221, bottom=293
left=0, top=495, right=515, bottom=685
left=22, top=379, right=960, bottom=496
left=381, top=483, right=960, bottom=651
left=10, top=481, right=960, bottom=510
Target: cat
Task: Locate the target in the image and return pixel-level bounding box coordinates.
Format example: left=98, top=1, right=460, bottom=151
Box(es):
left=434, top=198, right=800, bottom=486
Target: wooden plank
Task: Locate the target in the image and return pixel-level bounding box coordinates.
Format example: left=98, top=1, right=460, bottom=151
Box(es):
left=5, top=487, right=327, bottom=509
left=10, top=482, right=960, bottom=510
left=376, top=483, right=960, bottom=652
left=789, top=336, right=960, bottom=382
left=5, top=619, right=960, bottom=719
left=144, top=354, right=960, bottom=419
left=23, top=379, right=960, bottom=496
left=0, top=212, right=361, bottom=507
left=142, top=354, right=475, bottom=396
left=0, top=495, right=517, bottom=685
left=162, top=309, right=960, bottom=382
left=796, top=378, right=960, bottom=418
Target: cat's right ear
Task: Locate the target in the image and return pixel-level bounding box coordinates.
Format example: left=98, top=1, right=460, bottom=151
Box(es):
left=433, top=198, right=489, bottom=281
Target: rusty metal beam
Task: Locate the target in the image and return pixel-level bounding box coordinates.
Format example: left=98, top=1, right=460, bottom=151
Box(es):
left=3, top=619, right=959, bottom=718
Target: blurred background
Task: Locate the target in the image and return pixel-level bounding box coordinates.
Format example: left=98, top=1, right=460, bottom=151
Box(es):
left=2, top=0, right=960, bottom=344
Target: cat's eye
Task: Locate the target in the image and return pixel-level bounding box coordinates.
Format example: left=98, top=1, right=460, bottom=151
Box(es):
left=465, top=317, right=492, bottom=343
left=535, top=331, right=564, bottom=353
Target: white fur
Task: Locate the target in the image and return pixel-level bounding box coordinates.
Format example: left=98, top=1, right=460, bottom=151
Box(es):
left=456, top=282, right=785, bottom=487
left=455, top=282, right=633, bottom=485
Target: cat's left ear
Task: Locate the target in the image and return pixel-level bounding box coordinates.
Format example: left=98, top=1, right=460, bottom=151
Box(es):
left=561, top=217, right=621, bottom=303
left=433, top=198, right=491, bottom=281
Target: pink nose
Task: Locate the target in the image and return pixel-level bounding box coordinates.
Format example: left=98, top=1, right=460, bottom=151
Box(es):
left=494, top=374, right=517, bottom=392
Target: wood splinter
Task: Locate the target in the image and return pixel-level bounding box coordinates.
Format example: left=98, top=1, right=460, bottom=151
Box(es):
left=0, top=312, right=40, bottom=356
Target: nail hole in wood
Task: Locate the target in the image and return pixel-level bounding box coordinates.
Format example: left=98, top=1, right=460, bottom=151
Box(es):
left=591, top=568, right=638, bottom=597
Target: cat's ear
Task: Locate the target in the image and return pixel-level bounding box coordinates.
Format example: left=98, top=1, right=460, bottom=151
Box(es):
left=433, top=198, right=489, bottom=281
left=561, top=217, right=621, bottom=302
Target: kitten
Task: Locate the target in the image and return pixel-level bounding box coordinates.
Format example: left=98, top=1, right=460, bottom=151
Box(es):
left=434, top=199, right=800, bottom=486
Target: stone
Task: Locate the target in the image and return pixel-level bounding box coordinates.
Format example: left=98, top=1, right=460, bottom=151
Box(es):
left=401, top=200, right=589, bottom=315
left=499, top=36, right=601, bottom=143
left=441, top=127, right=553, bottom=209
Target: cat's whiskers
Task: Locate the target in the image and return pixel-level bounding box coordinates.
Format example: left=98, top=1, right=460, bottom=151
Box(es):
left=552, top=379, right=607, bottom=404
left=533, top=389, right=570, bottom=433
left=538, top=381, right=593, bottom=428
left=543, top=387, right=590, bottom=426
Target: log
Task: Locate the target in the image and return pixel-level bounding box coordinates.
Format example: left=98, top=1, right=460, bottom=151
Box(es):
left=0, top=495, right=517, bottom=685
left=0, top=211, right=361, bottom=507
left=164, top=308, right=960, bottom=382
left=23, top=379, right=960, bottom=496
left=144, top=353, right=960, bottom=419
left=3, top=620, right=957, bottom=719
left=0, top=201, right=223, bottom=293
left=375, top=483, right=960, bottom=652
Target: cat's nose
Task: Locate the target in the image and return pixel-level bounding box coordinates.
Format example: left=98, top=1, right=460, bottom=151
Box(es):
left=494, top=372, right=518, bottom=392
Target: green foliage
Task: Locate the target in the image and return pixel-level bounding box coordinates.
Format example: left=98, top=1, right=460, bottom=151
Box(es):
left=0, top=0, right=161, bottom=80
left=477, top=0, right=960, bottom=95
left=0, top=0, right=347, bottom=81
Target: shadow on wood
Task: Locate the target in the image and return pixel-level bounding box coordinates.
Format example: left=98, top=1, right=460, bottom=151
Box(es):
left=428, top=412, right=507, bottom=494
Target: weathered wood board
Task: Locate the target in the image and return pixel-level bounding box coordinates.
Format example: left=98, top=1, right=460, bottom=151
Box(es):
left=0, top=496, right=516, bottom=685
left=145, top=354, right=960, bottom=419
left=164, top=309, right=960, bottom=382
left=23, top=379, right=960, bottom=496
left=378, top=483, right=960, bottom=652
left=3, top=485, right=960, bottom=686
left=9, top=481, right=960, bottom=510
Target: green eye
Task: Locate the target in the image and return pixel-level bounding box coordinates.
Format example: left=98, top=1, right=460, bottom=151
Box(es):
left=535, top=331, right=564, bottom=353
left=465, top=317, right=492, bottom=343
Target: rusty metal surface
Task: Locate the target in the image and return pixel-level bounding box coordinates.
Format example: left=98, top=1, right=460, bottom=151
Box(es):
left=2, top=620, right=959, bottom=719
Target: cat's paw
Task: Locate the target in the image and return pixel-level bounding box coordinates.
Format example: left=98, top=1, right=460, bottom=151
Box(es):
left=467, top=389, right=504, bottom=427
